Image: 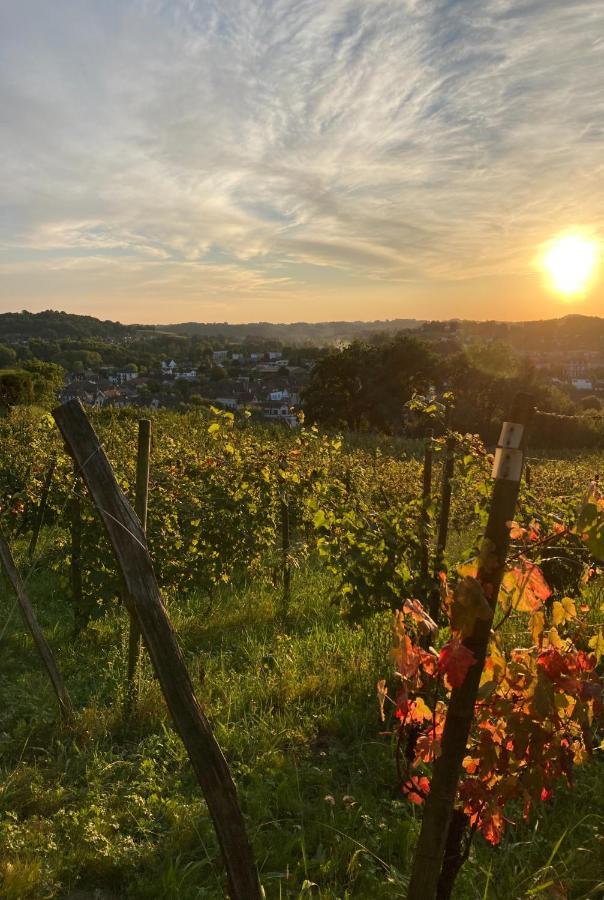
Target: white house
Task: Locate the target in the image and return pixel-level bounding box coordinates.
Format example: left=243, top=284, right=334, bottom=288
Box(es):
left=261, top=403, right=299, bottom=428
left=212, top=350, right=229, bottom=362
left=258, top=359, right=289, bottom=373
left=572, top=378, right=593, bottom=391
left=109, top=371, right=137, bottom=385
left=216, top=397, right=239, bottom=410
left=268, top=388, right=291, bottom=402
left=161, top=359, right=177, bottom=373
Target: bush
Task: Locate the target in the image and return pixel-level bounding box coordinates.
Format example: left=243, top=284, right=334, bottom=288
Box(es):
left=0, top=370, right=34, bottom=410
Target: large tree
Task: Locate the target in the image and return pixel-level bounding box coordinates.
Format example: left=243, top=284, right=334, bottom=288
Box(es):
left=303, top=335, right=437, bottom=431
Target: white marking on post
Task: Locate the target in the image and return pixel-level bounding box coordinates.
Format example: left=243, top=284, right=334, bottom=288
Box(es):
left=492, top=447, right=523, bottom=481
left=498, top=422, right=524, bottom=449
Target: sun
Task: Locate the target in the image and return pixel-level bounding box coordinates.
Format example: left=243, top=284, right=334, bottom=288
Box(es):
left=541, top=233, right=600, bottom=298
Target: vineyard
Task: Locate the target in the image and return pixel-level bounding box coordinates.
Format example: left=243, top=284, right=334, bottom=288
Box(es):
left=0, top=401, right=603, bottom=899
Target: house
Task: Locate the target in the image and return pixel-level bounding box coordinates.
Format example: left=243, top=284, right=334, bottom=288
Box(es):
left=215, top=397, right=239, bottom=410
left=161, top=359, right=177, bottom=374
left=99, top=387, right=128, bottom=408
left=109, top=371, right=138, bottom=385
left=175, top=369, right=198, bottom=381
left=212, top=350, right=229, bottom=363
left=268, top=351, right=282, bottom=360
left=60, top=381, right=99, bottom=405
left=68, top=370, right=99, bottom=384
left=258, top=402, right=299, bottom=428
left=257, top=359, right=289, bottom=373
left=572, top=378, right=594, bottom=391
left=267, top=388, right=301, bottom=404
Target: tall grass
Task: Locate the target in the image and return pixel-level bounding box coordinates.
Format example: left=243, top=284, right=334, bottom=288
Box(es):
left=0, top=553, right=602, bottom=898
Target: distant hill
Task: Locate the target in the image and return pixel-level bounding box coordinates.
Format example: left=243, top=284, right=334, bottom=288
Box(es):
left=158, top=319, right=425, bottom=344
left=0, top=310, right=136, bottom=342
left=0, top=310, right=603, bottom=352
left=451, top=315, right=604, bottom=353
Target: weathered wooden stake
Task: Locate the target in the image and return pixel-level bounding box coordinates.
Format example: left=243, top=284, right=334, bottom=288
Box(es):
left=28, top=456, right=56, bottom=560
left=53, top=399, right=260, bottom=900
left=124, top=419, right=151, bottom=713
left=0, top=535, right=73, bottom=721
left=407, top=394, right=534, bottom=900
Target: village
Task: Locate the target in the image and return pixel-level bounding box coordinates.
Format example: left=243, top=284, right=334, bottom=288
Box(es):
left=59, top=348, right=311, bottom=427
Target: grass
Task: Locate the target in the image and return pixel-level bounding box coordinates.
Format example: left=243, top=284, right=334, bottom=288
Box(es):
left=0, top=551, right=603, bottom=899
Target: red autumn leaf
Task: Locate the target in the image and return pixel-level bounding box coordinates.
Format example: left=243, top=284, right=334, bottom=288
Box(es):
left=537, top=648, right=570, bottom=682
left=438, top=639, right=476, bottom=689
left=402, top=775, right=430, bottom=805
left=480, top=809, right=505, bottom=845
left=508, top=520, right=525, bottom=539
left=394, top=687, right=409, bottom=720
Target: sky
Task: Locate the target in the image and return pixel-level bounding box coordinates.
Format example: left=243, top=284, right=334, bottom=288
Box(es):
left=0, top=0, right=602, bottom=325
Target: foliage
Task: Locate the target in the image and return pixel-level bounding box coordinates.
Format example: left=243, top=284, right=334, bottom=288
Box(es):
left=303, top=335, right=437, bottom=432
left=0, top=403, right=602, bottom=897
left=376, top=479, right=604, bottom=884
left=0, top=370, right=35, bottom=410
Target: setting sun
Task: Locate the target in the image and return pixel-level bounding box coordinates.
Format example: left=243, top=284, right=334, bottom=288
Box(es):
left=542, top=234, right=600, bottom=298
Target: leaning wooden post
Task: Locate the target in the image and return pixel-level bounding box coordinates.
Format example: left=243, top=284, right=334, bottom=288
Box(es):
left=53, top=400, right=260, bottom=900
left=0, top=535, right=73, bottom=721
left=407, top=393, right=534, bottom=900
left=428, top=435, right=456, bottom=624
left=125, top=419, right=151, bottom=713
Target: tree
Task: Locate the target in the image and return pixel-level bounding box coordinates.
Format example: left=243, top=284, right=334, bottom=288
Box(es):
left=0, top=370, right=34, bottom=411
left=22, top=361, right=65, bottom=408
left=209, top=366, right=226, bottom=382
left=303, top=335, right=437, bottom=432
left=580, top=395, right=602, bottom=411
left=0, top=344, right=17, bottom=367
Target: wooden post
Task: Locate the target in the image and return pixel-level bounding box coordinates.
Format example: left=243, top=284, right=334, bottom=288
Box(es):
left=0, top=535, right=73, bottom=721
left=125, top=419, right=151, bottom=712
left=428, top=436, right=455, bottom=624
left=407, top=394, right=534, bottom=900
left=28, top=456, right=56, bottom=560
left=419, top=432, right=433, bottom=586
left=53, top=400, right=260, bottom=900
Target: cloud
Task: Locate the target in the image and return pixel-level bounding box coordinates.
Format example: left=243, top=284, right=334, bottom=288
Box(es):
left=0, top=0, right=602, bottom=320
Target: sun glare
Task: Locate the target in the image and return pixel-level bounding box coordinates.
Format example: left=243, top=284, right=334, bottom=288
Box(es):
left=541, top=234, right=599, bottom=298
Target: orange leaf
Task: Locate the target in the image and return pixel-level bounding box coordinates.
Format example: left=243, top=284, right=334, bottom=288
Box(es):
left=402, top=775, right=430, bottom=805
left=501, top=558, right=551, bottom=613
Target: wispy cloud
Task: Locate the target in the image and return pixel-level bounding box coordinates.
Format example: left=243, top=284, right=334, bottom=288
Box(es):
left=0, top=0, right=602, bottom=321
